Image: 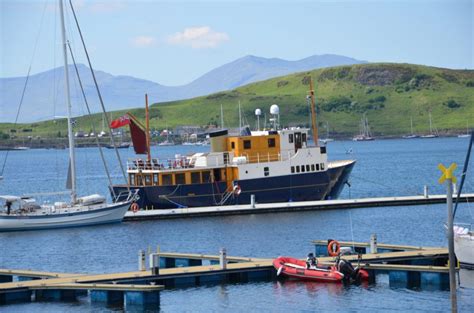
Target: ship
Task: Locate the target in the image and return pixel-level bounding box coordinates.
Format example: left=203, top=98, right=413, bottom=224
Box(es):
left=111, top=80, right=355, bottom=210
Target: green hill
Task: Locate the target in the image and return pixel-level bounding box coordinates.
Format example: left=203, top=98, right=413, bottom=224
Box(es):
left=1, top=63, right=473, bottom=139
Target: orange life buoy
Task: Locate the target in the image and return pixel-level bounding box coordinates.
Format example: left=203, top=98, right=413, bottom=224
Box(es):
left=233, top=185, right=241, bottom=195
left=131, top=203, right=139, bottom=213
left=327, top=240, right=340, bottom=256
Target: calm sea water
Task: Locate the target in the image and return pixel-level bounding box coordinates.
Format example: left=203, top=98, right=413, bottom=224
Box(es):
left=1, top=137, right=473, bottom=312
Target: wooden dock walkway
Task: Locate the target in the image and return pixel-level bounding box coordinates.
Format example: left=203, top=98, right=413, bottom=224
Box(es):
left=0, top=242, right=453, bottom=307
left=124, top=193, right=474, bottom=220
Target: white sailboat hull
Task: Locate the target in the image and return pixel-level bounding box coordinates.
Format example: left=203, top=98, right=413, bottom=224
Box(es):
left=455, top=234, right=474, bottom=270
left=0, top=202, right=131, bottom=232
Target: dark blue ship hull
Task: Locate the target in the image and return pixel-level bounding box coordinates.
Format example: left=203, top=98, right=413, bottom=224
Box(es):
left=112, top=161, right=355, bottom=210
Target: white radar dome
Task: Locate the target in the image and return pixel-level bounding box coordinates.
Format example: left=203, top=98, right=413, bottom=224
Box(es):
left=255, top=108, right=262, bottom=116
left=270, top=104, right=279, bottom=115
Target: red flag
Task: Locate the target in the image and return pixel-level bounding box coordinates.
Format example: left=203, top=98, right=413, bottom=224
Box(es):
left=129, top=119, right=148, bottom=154
left=110, top=115, right=130, bottom=129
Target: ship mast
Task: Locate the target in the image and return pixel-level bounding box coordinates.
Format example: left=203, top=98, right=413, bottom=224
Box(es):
left=60, top=0, right=77, bottom=203
left=309, top=78, right=319, bottom=146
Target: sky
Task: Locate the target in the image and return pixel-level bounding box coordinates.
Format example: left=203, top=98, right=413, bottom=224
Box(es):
left=1, top=0, right=472, bottom=86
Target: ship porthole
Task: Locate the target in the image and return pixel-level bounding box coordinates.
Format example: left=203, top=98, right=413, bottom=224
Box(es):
left=245, top=170, right=248, bottom=174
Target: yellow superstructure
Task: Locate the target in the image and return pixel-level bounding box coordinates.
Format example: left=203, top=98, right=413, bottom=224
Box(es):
left=226, top=133, right=280, bottom=163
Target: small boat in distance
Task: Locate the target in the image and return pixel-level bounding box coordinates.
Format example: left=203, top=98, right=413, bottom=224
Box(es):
left=402, top=117, right=419, bottom=139
left=105, top=142, right=130, bottom=149
left=420, top=111, right=439, bottom=138
left=353, top=113, right=374, bottom=141
left=458, top=122, right=471, bottom=138
left=319, top=121, right=334, bottom=144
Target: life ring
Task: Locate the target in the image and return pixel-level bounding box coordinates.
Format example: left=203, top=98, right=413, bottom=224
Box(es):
left=327, top=240, right=341, bottom=256
left=131, top=203, right=139, bottom=213
left=233, top=185, right=241, bottom=195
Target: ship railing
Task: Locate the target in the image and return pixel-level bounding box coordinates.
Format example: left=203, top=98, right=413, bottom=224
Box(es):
left=239, top=151, right=292, bottom=164
left=127, top=158, right=196, bottom=171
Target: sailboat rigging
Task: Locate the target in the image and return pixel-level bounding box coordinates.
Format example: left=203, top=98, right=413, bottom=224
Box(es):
left=0, top=0, right=137, bottom=231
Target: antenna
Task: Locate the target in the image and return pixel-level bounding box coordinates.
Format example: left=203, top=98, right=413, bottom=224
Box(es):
left=255, top=108, right=262, bottom=131
left=238, top=100, right=242, bottom=132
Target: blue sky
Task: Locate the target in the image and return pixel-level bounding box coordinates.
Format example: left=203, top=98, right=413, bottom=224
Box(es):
left=1, top=0, right=472, bottom=86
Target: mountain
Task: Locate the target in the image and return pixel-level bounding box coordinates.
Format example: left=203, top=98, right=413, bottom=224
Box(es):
left=2, top=63, right=473, bottom=138
left=0, top=54, right=366, bottom=122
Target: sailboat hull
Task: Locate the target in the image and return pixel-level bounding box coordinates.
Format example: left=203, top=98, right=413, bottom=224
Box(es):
left=0, top=202, right=131, bottom=232
left=455, top=234, right=474, bottom=270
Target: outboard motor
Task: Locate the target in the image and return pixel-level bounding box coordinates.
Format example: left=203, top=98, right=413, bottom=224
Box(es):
left=335, top=253, right=362, bottom=282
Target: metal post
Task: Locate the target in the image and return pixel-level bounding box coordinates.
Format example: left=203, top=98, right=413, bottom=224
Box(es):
left=138, top=250, right=146, bottom=271
left=219, top=248, right=227, bottom=270
left=370, top=234, right=378, bottom=254
left=423, top=185, right=428, bottom=198
left=250, top=194, right=255, bottom=208
left=446, top=178, right=457, bottom=313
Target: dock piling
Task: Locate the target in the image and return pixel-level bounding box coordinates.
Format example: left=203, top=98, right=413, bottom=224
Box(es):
left=150, top=253, right=160, bottom=275
left=251, top=194, right=256, bottom=208
left=139, top=250, right=146, bottom=271
left=219, top=248, right=227, bottom=270
left=424, top=185, right=429, bottom=198
left=370, top=234, right=378, bottom=254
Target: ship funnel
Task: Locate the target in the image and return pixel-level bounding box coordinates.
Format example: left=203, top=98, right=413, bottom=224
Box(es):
left=209, top=129, right=228, bottom=152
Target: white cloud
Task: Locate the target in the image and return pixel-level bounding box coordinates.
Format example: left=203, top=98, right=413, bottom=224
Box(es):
left=132, top=36, right=156, bottom=47
left=167, top=26, right=229, bottom=49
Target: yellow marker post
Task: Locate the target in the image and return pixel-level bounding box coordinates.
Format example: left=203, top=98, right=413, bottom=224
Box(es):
left=438, top=162, right=457, bottom=313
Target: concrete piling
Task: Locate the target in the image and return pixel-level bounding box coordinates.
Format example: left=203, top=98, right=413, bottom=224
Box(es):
left=370, top=234, right=378, bottom=254
left=219, top=248, right=227, bottom=270
left=139, top=250, right=146, bottom=271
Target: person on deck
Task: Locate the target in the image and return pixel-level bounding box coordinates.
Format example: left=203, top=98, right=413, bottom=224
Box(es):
left=5, top=201, right=12, bottom=215
left=306, top=253, right=318, bottom=269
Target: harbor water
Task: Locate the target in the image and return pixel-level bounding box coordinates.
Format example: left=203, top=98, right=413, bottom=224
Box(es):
left=0, top=137, right=473, bottom=312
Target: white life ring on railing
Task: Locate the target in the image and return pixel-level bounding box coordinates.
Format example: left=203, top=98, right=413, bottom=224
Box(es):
left=233, top=185, right=242, bottom=196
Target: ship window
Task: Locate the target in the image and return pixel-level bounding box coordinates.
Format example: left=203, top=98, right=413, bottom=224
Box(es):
left=145, top=174, right=152, bottom=185
left=321, top=163, right=325, bottom=170
left=153, top=174, right=159, bottom=185
left=162, top=174, right=172, bottom=186
left=306, top=165, right=310, bottom=172
left=320, top=146, right=327, bottom=154
left=316, top=164, right=320, bottom=171
left=129, top=174, right=136, bottom=185
left=301, top=165, right=305, bottom=173
left=289, top=134, right=294, bottom=143
left=202, top=171, right=211, bottom=182
left=291, top=166, right=295, bottom=173
left=244, top=140, right=251, bottom=149
left=268, top=138, right=276, bottom=148
left=296, top=166, right=300, bottom=173
left=264, top=167, right=270, bottom=177
left=311, top=164, right=315, bottom=171
left=231, top=142, right=235, bottom=149
left=302, top=133, right=307, bottom=142
left=191, top=172, right=201, bottom=184
left=175, top=173, right=185, bottom=185
left=137, top=175, right=144, bottom=185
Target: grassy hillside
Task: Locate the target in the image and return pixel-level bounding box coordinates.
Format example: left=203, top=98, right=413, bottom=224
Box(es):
left=1, top=63, right=473, bottom=139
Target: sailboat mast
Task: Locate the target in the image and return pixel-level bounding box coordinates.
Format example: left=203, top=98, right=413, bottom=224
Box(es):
left=59, top=0, right=77, bottom=203
left=429, top=111, right=433, bottom=134
left=145, top=94, right=151, bottom=162
left=410, top=117, right=414, bottom=135
left=309, top=78, right=319, bottom=146
left=238, top=101, right=242, bottom=132
left=220, top=104, right=224, bottom=129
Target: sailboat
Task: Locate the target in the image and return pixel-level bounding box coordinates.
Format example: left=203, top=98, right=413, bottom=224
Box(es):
left=0, top=0, right=136, bottom=232
left=402, top=117, right=419, bottom=139
left=319, top=121, right=335, bottom=144
left=458, top=121, right=471, bottom=138
left=420, top=111, right=439, bottom=138
left=352, top=113, right=374, bottom=141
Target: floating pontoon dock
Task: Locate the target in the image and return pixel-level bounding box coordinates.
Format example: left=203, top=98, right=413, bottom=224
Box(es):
left=0, top=240, right=454, bottom=309
left=125, top=193, right=474, bottom=220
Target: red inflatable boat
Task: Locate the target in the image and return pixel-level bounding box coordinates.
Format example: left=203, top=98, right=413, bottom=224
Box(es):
left=273, top=256, right=369, bottom=283
left=273, top=257, right=344, bottom=282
